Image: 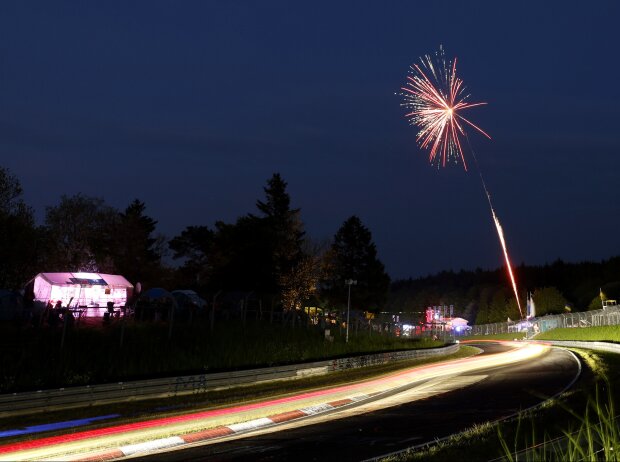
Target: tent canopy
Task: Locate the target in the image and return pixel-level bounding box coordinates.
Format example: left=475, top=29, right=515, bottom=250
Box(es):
left=449, top=317, right=469, bottom=326
left=36, top=272, right=132, bottom=288
left=31, top=272, right=133, bottom=309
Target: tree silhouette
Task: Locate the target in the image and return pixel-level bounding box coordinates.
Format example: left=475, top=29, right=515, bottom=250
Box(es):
left=169, top=225, right=214, bottom=291
left=44, top=194, right=118, bottom=272
left=0, top=166, right=40, bottom=288
left=321, top=216, right=390, bottom=313
left=113, top=199, right=162, bottom=286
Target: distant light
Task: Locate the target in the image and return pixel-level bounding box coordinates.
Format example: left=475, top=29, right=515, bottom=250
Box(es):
left=73, top=272, right=99, bottom=279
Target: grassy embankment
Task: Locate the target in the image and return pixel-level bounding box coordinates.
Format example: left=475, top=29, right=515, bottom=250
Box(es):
left=0, top=320, right=444, bottom=393
left=535, top=325, right=620, bottom=342
left=462, top=325, right=620, bottom=343
left=0, top=320, right=476, bottom=443
left=0, top=345, right=481, bottom=444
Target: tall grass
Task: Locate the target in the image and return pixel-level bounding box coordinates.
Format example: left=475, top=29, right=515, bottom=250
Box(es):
left=383, top=351, right=620, bottom=462
left=500, top=379, right=620, bottom=461
left=0, top=320, right=442, bottom=393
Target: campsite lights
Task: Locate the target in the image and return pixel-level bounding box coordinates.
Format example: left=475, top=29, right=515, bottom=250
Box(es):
left=29, top=272, right=133, bottom=315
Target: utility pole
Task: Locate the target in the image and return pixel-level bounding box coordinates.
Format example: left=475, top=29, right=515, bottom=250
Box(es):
left=345, top=279, right=357, bottom=343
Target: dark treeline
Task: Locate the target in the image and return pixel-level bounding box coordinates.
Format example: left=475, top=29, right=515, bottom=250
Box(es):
left=4, top=163, right=617, bottom=324
left=0, top=166, right=390, bottom=314
left=388, top=258, right=620, bottom=323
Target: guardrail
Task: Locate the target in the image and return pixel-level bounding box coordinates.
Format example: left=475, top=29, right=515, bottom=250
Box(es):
left=0, top=343, right=459, bottom=417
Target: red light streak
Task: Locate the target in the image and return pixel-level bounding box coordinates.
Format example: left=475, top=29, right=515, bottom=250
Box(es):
left=0, top=341, right=542, bottom=458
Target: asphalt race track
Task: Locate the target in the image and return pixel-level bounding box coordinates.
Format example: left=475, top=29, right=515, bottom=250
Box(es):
left=128, top=343, right=580, bottom=462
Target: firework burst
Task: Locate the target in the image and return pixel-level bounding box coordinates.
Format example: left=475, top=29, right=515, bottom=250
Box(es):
left=399, top=47, right=524, bottom=319
left=400, top=46, right=490, bottom=170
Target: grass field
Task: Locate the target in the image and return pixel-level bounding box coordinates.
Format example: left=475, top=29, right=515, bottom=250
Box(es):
left=0, top=320, right=444, bottom=393
left=534, top=325, right=620, bottom=342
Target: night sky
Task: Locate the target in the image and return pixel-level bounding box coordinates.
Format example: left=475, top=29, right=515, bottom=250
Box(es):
left=1, top=1, right=619, bottom=280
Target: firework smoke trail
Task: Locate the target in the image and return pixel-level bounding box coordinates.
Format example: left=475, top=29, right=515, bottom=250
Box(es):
left=401, top=46, right=524, bottom=318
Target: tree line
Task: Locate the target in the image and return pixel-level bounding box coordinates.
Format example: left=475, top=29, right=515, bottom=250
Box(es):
left=388, top=257, right=620, bottom=324
left=3, top=163, right=616, bottom=324
left=0, top=166, right=390, bottom=314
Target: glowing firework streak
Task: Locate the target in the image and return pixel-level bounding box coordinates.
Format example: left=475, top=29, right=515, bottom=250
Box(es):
left=400, top=47, right=524, bottom=318
left=400, top=45, right=490, bottom=170
left=493, top=214, right=524, bottom=318
left=482, top=183, right=524, bottom=318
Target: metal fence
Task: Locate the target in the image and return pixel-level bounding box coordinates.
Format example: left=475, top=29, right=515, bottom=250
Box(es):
left=471, top=305, right=620, bottom=337
left=0, top=343, right=459, bottom=418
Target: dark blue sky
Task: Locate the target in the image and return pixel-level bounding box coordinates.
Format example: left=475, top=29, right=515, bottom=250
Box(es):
left=1, top=1, right=619, bottom=279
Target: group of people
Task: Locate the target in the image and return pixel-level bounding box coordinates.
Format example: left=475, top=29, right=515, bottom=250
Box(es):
left=42, top=300, right=75, bottom=327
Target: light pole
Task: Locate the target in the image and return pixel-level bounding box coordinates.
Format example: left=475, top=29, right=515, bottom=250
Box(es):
left=345, top=279, right=357, bottom=343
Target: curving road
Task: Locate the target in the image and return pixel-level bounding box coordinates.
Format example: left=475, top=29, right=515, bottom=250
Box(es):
left=126, top=343, right=580, bottom=462
left=0, top=342, right=580, bottom=461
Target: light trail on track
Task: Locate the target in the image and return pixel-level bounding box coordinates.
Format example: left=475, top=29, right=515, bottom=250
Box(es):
left=0, top=341, right=548, bottom=461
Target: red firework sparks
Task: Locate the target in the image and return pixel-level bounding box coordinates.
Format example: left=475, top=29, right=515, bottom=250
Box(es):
left=400, top=46, right=490, bottom=170
left=400, top=47, right=524, bottom=318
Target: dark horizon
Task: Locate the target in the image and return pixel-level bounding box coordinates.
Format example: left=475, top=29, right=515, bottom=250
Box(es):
left=1, top=1, right=619, bottom=280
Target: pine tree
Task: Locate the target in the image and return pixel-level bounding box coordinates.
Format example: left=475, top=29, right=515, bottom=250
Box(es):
left=256, top=173, right=305, bottom=276
left=255, top=173, right=314, bottom=310
left=113, top=199, right=162, bottom=285
left=321, top=216, right=390, bottom=313
left=193, top=173, right=316, bottom=306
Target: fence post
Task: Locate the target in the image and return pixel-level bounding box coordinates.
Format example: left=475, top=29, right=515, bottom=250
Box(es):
left=270, top=296, right=275, bottom=324
left=210, top=290, right=221, bottom=333
left=168, top=302, right=174, bottom=340
left=60, top=311, right=68, bottom=350
left=120, top=315, right=125, bottom=348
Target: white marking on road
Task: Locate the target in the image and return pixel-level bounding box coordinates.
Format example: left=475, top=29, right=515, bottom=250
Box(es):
left=299, top=403, right=335, bottom=415
left=120, top=436, right=185, bottom=456
left=227, top=417, right=274, bottom=433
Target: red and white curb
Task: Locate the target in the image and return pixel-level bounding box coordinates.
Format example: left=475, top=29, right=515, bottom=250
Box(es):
left=77, top=393, right=373, bottom=461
